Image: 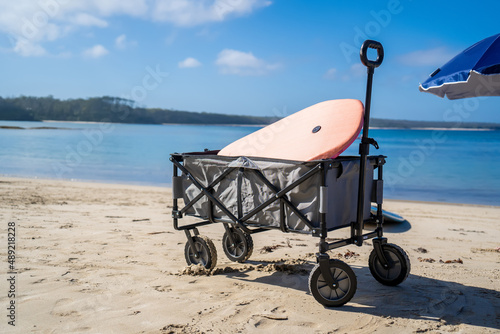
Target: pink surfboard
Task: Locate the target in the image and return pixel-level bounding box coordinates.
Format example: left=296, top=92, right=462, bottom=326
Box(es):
left=218, top=99, right=364, bottom=161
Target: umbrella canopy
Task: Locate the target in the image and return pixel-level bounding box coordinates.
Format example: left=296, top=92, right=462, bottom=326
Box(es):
left=419, top=33, right=500, bottom=99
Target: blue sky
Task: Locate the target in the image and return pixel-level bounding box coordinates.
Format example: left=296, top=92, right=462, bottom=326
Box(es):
left=0, top=0, right=499, bottom=123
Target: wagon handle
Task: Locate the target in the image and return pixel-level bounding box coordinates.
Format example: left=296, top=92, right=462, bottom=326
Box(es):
left=355, top=40, right=384, bottom=247
left=360, top=40, right=384, bottom=69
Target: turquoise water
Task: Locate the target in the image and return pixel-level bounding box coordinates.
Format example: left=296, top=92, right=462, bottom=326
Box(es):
left=1, top=120, right=499, bottom=206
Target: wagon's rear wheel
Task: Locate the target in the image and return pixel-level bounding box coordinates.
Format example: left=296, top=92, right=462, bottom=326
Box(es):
left=184, top=235, right=217, bottom=270
left=368, top=243, right=410, bottom=286
left=309, top=259, right=357, bottom=307
left=222, top=228, right=253, bottom=263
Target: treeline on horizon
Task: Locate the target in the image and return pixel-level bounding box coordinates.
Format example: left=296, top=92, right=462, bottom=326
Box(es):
left=0, top=95, right=499, bottom=130
left=0, top=95, right=278, bottom=125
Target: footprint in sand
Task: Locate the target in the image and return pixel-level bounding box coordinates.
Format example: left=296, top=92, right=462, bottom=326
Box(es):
left=50, top=298, right=81, bottom=317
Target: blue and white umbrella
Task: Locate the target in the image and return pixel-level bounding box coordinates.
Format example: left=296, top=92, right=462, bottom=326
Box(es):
left=419, top=33, right=500, bottom=99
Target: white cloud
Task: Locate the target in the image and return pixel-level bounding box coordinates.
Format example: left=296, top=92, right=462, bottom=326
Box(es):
left=0, top=1, right=146, bottom=37
left=13, top=39, right=47, bottom=57
left=338, top=63, right=366, bottom=81
left=115, top=34, right=127, bottom=48
left=72, top=13, right=108, bottom=28
left=323, top=68, right=337, bottom=80
left=397, top=47, right=457, bottom=67
left=152, top=0, right=271, bottom=26
left=0, top=0, right=270, bottom=57
left=347, top=63, right=365, bottom=79
left=89, top=0, right=149, bottom=17
left=115, top=34, right=137, bottom=49
left=179, top=57, right=202, bottom=68
left=216, top=49, right=279, bottom=76
left=83, top=44, right=109, bottom=58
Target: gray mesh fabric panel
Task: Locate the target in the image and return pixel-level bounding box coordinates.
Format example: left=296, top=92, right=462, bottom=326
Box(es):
left=326, top=160, right=373, bottom=229
left=181, top=155, right=374, bottom=232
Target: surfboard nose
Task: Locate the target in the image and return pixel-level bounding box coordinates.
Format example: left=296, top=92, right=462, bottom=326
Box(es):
left=217, top=99, right=364, bottom=161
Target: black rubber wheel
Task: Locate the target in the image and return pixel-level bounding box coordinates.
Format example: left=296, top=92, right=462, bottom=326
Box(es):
left=308, top=259, right=357, bottom=307
left=184, top=235, right=217, bottom=270
left=368, top=243, right=410, bottom=286
left=222, top=228, right=253, bottom=263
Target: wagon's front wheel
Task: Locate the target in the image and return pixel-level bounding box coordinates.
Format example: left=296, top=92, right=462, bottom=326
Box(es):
left=184, top=235, right=217, bottom=270
left=368, top=243, right=410, bottom=286
left=222, top=228, right=253, bottom=263
left=308, top=259, right=357, bottom=307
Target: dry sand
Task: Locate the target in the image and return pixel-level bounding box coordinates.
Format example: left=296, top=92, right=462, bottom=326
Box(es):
left=0, top=177, right=498, bottom=333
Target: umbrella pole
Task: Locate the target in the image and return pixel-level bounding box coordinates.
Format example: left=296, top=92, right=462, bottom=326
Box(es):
left=355, top=40, right=383, bottom=246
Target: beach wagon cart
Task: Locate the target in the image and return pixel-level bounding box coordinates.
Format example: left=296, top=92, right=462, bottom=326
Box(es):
left=170, top=40, right=410, bottom=306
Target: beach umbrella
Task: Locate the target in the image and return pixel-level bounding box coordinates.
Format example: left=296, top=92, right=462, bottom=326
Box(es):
left=419, top=33, right=500, bottom=99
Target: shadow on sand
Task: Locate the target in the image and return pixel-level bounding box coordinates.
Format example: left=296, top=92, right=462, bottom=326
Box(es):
left=365, top=219, right=412, bottom=233
left=223, top=261, right=499, bottom=331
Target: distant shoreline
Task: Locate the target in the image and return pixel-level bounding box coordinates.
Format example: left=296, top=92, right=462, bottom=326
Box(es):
left=43, top=120, right=105, bottom=124
left=371, top=127, right=495, bottom=131
left=2, top=95, right=500, bottom=130
left=0, top=121, right=266, bottom=129
left=44, top=120, right=267, bottom=127
left=1, top=121, right=497, bottom=131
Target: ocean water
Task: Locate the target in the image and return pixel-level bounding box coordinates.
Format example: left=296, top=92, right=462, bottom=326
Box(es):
left=1, top=120, right=499, bottom=206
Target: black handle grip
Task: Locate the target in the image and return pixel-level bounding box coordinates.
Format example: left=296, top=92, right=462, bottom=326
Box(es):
left=360, top=40, right=384, bottom=68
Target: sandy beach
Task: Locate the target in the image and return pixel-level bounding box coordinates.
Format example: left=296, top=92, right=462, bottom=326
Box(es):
left=0, top=177, right=498, bottom=333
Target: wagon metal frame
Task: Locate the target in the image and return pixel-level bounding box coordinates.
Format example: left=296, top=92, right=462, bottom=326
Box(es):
left=170, top=40, right=410, bottom=306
